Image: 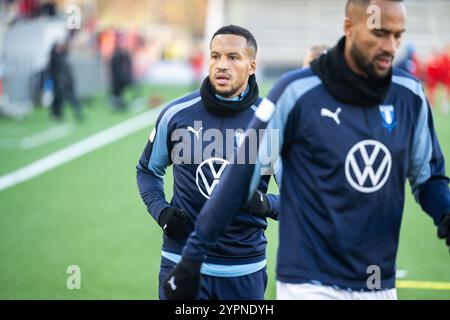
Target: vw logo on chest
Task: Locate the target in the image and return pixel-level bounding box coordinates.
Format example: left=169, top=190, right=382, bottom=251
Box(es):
left=195, top=157, right=229, bottom=199
left=345, top=140, right=392, bottom=193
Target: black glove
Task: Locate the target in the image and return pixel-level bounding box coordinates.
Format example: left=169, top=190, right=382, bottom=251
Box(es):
left=437, top=213, right=450, bottom=250
left=243, top=190, right=270, bottom=218
left=163, top=258, right=202, bottom=300
left=158, top=207, right=189, bottom=242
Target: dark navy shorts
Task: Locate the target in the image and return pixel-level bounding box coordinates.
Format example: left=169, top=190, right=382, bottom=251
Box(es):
left=158, top=257, right=268, bottom=300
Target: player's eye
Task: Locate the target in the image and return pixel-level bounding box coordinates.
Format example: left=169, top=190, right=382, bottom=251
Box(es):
left=394, top=32, right=403, bottom=40
left=373, top=30, right=386, bottom=37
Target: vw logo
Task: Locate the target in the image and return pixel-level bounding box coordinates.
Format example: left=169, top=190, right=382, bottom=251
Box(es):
left=345, top=140, right=392, bottom=193
left=195, top=157, right=229, bottom=199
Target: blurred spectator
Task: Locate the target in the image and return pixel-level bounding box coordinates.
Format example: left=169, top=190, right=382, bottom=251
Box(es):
left=303, top=44, right=330, bottom=67
left=18, top=0, right=40, bottom=19
left=110, top=35, right=133, bottom=110
left=49, top=39, right=83, bottom=121
left=395, top=43, right=421, bottom=79
left=441, top=45, right=450, bottom=114
left=425, top=51, right=441, bottom=106
left=41, top=76, right=54, bottom=108
left=98, top=29, right=117, bottom=61
left=39, top=1, right=56, bottom=17
left=425, top=48, right=449, bottom=114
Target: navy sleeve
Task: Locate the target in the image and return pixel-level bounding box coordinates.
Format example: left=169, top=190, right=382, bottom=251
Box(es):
left=266, top=194, right=280, bottom=221
left=257, top=175, right=279, bottom=221
left=266, top=159, right=283, bottom=221
left=136, top=111, right=172, bottom=224
left=408, top=85, right=450, bottom=226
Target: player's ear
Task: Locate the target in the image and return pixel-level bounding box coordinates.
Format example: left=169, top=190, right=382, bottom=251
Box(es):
left=248, top=59, right=256, bottom=76
left=344, top=17, right=354, bottom=39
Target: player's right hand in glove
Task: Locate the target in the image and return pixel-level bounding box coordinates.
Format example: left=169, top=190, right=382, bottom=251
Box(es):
left=438, top=212, right=450, bottom=251
left=243, top=190, right=270, bottom=218
left=163, top=258, right=202, bottom=300
left=158, top=207, right=189, bottom=242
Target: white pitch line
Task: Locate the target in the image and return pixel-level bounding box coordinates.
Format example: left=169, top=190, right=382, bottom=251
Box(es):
left=0, top=106, right=162, bottom=192
left=0, top=123, right=74, bottom=150
left=20, top=123, right=75, bottom=150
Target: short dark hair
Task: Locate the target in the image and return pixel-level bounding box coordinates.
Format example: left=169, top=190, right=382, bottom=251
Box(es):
left=211, top=25, right=257, bottom=56
left=346, top=0, right=403, bottom=12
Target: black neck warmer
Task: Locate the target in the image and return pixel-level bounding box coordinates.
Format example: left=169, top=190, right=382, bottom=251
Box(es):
left=311, top=37, right=392, bottom=107
left=200, top=74, right=259, bottom=116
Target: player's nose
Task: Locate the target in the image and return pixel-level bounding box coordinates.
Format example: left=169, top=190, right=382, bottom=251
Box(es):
left=381, top=35, right=398, bottom=57
left=216, top=56, right=229, bottom=70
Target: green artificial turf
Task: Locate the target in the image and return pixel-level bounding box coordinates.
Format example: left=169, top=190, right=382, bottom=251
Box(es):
left=0, top=84, right=449, bottom=299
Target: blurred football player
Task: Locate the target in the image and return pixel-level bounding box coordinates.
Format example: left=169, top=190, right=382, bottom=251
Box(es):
left=302, top=44, right=330, bottom=67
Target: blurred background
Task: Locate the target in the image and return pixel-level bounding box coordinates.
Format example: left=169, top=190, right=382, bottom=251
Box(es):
left=1, top=0, right=450, bottom=118
left=0, top=0, right=449, bottom=300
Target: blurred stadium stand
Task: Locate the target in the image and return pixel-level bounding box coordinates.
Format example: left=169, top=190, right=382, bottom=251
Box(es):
left=1, top=0, right=449, bottom=118
left=1, top=16, right=67, bottom=118
left=0, top=13, right=106, bottom=118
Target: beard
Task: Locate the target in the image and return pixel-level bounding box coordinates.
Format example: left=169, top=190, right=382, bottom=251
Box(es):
left=350, top=42, right=392, bottom=80
left=213, top=85, right=239, bottom=98
left=211, top=79, right=245, bottom=98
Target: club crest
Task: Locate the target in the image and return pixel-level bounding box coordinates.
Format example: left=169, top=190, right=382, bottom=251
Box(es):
left=379, top=105, right=397, bottom=132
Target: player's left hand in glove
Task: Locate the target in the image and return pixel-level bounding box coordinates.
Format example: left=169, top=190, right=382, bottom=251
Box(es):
left=158, top=207, right=189, bottom=242
left=163, top=258, right=202, bottom=300
left=243, top=190, right=270, bottom=218
left=437, top=212, right=450, bottom=251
